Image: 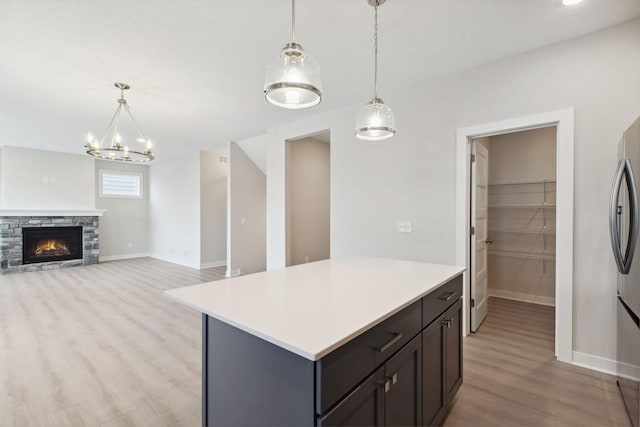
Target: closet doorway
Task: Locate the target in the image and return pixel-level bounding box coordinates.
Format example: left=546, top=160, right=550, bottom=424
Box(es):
left=470, top=127, right=557, bottom=332
left=285, top=131, right=331, bottom=267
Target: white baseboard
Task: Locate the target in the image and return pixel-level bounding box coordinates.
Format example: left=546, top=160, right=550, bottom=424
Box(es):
left=572, top=351, right=618, bottom=376
left=100, top=253, right=150, bottom=262
left=226, top=268, right=242, bottom=278
left=148, top=253, right=200, bottom=270
left=489, top=289, right=555, bottom=307
left=200, top=260, right=227, bottom=269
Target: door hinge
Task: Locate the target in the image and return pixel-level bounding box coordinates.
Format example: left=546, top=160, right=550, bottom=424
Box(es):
left=471, top=154, right=476, bottom=163
left=471, top=226, right=475, bottom=236
left=471, top=298, right=475, bottom=307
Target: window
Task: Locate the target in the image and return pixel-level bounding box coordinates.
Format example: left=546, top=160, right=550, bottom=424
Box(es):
left=99, top=170, right=143, bottom=198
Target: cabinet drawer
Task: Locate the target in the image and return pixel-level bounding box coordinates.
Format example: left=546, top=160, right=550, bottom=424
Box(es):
left=422, top=275, right=462, bottom=328
left=316, top=300, right=421, bottom=415
left=317, top=367, right=385, bottom=427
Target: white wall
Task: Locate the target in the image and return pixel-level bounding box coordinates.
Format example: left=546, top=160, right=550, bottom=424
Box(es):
left=489, top=127, right=557, bottom=183
left=149, top=152, right=201, bottom=269
left=243, top=20, right=640, bottom=367
left=0, top=148, right=3, bottom=208
left=227, top=141, right=266, bottom=276
left=95, top=160, right=149, bottom=260
left=237, top=134, right=268, bottom=175
left=200, top=151, right=227, bottom=267
left=1, top=146, right=95, bottom=209
left=287, top=137, right=330, bottom=266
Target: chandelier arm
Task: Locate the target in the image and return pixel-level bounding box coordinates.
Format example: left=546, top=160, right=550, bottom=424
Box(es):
left=99, top=103, right=123, bottom=146
left=123, top=104, right=149, bottom=142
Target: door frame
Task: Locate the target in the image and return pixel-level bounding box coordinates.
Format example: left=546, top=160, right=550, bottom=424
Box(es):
left=455, top=108, right=574, bottom=364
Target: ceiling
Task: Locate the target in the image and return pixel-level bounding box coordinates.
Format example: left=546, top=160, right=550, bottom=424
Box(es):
left=1, top=0, right=638, bottom=161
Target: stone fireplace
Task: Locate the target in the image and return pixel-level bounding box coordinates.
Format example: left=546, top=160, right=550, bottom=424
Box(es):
left=0, top=210, right=104, bottom=274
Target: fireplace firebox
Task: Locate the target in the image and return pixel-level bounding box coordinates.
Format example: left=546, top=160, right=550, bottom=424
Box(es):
left=22, top=226, right=83, bottom=264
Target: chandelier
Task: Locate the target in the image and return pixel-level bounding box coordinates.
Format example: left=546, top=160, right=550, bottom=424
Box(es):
left=355, top=0, right=396, bottom=141
left=264, top=0, right=322, bottom=109
left=85, top=83, right=154, bottom=162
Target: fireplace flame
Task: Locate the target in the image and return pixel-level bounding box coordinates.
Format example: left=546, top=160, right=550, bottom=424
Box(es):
left=34, top=239, right=70, bottom=256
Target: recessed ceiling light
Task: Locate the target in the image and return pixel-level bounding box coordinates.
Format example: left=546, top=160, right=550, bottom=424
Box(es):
left=562, top=0, right=584, bottom=6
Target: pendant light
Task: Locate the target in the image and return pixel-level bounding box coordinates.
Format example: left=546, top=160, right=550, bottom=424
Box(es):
left=355, top=0, right=396, bottom=141
left=264, top=0, right=322, bottom=109
left=85, top=83, right=154, bottom=162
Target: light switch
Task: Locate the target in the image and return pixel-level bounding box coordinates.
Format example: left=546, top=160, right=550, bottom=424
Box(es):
left=42, top=176, right=49, bottom=183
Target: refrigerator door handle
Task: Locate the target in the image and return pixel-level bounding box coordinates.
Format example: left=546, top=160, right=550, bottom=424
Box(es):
left=625, top=158, right=639, bottom=273
left=610, top=159, right=639, bottom=275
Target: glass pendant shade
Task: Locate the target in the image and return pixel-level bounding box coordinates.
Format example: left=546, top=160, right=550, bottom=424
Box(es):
left=264, top=43, right=322, bottom=109
left=355, top=98, right=396, bottom=141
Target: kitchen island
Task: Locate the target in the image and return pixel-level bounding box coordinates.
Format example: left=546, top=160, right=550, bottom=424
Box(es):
left=165, top=257, right=465, bottom=426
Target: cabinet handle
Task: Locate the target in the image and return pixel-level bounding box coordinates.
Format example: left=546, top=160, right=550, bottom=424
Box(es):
left=441, top=319, right=452, bottom=328
left=376, top=332, right=403, bottom=353
left=438, top=292, right=457, bottom=301
left=376, top=379, right=391, bottom=393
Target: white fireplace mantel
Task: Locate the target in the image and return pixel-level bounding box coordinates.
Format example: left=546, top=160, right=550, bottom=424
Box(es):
left=0, top=209, right=106, bottom=217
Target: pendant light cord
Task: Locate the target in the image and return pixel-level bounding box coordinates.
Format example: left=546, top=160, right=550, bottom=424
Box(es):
left=373, top=1, right=379, bottom=100
left=291, top=0, right=296, bottom=43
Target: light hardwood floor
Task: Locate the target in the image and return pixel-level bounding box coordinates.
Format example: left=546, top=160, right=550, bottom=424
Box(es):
left=1, top=261, right=632, bottom=426
left=0, top=257, right=225, bottom=426
left=444, top=297, right=631, bottom=427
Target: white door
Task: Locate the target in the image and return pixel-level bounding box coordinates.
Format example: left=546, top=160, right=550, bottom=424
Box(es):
left=471, top=142, right=489, bottom=332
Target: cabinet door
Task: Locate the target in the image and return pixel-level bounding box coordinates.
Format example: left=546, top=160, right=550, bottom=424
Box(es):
left=385, top=334, right=422, bottom=427
left=422, top=312, right=446, bottom=426
left=445, top=299, right=463, bottom=403
left=318, top=367, right=385, bottom=427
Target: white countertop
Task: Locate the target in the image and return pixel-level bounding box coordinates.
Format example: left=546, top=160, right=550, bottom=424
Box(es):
left=164, top=257, right=465, bottom=361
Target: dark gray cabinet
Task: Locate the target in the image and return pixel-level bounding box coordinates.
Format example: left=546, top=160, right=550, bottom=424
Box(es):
left=202, top=273, right=463, bottom=427
left=422, top=311, right=446, bottom=426
left=385, top=334, right=423, bottom=426
left=422, top=298, right=463, bottom=427
left=445, top=300, right=463, bottom=405
left=320, top=335, right=423, bottom=427
left=318, top=367, right=385, bottom=427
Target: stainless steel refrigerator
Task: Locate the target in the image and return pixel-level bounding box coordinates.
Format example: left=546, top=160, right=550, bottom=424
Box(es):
left=611, top=116, right=640, bottom=426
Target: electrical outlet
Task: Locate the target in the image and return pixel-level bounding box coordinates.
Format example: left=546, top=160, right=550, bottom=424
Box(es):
left=184, top=249, right=191, bottom=257
left=305, top=256, right=309, bottom=263
left=42, top=176, right=49, bottom=183
left=50, top=176, right=57, bottom=184
left=169, top=248, right=174, bottom=255
left=127, top=242, right=133, bottom=248
left=397, top=221, right=412, bottom=233
left=241, top=217, right=246, bottom=225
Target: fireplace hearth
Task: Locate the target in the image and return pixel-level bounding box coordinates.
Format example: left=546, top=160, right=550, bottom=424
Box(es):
left=23, top=227, right=83, bottom=264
